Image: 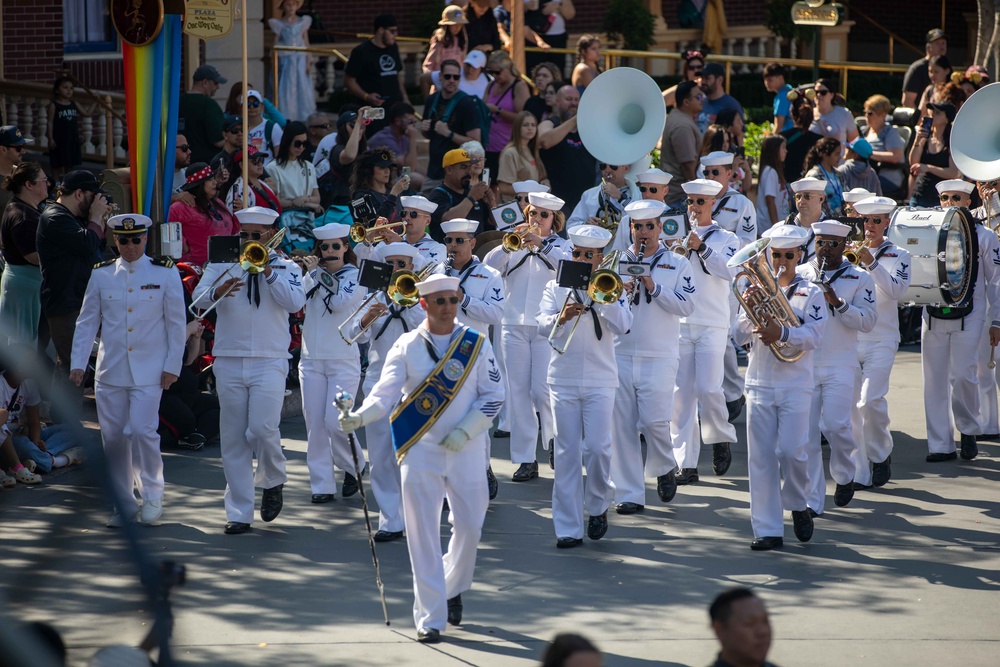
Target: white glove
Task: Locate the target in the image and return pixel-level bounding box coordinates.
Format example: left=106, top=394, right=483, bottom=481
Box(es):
left=441, top=410, right=495, bottom=451
left=338, top=412, right=364, bottom=434
left=442, top=428, right=471, bottom=452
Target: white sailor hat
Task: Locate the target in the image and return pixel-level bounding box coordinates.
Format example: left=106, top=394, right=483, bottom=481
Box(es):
left=936, top=179, right=975, bottom=194
left=512, top=179, right=550, bottom=194
left=852, top=196, right=897, bottom=217
left=416, top=273, right=460, bottom=295
left=378, top=242, right=420, bottom=260
left=681, top=179, right=725, bottom=197
left=440, top=219, right=479, bottom=234
left=812, top=220, right=852, bottom=237
left=635, top=168, right=672, bottom=185
left=624, top=199, right=667, bottom=220
left=762, top=225, right=810, bottom=249
left=314, top=223, right=352, bottom=240
left=108, top=214, right=151, bottom=235
left=843, top=187, right=873, bottom=204
left=700, top=151, right=734, bottom=167
left=790, top=177, right=827, bottom=194
left=528, top=192, right=565, bottom=211
left=235, top=206, right=280, bottom=227
left=400, top=195, right=439, bottom=214
left=568, top=224, right=612, bottom=248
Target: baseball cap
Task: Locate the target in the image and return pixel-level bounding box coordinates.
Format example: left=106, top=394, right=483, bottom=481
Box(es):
left=928, top=101, right=956, bottom=122
left=464, top=50, right=487, bottom=69
left=926, top=29, right=947, bottom=44
left=847, top=137, right=873, bottom=159
left=701, top=63, right=725, bottom=78
left=193, top=64, right=227, bottom=84
left=222, top=115, right=243, bottom=133
left=62, top=170, right=102, bottom=193
left=443, top=149, right=471, bottom=168
left=0, top=125, right=31, bottom=147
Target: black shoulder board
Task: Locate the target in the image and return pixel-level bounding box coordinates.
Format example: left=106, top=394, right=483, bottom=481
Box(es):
left=151, top=256, right=175, bottom=268
left=93, top=258, right=116, bottom=269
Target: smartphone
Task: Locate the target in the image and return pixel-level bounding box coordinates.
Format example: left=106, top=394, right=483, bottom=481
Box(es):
left=481, top=168, right=490, bottom=185
left=401, top=166, right=411, bottom=179
left=921, top=116, right=933, bottom=133
left=362, top=107, right=385, bottom=122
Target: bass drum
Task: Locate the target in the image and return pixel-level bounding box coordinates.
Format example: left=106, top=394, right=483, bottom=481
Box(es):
left=887, top=206, right=977, bottom=307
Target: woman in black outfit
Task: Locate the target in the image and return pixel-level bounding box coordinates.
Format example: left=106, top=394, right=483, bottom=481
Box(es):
left=349, top=147, right=410, bottom=224
left=908, top=101, right=959, bottom=207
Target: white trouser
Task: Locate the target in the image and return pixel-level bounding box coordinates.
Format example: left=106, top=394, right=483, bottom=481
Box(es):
left=673, top=324, right=738, bottom=469
left=723, top=337, right=745, bottom=402
left=852, top=339, right=897, bottom=485
left=978, top=319, right=1000, bottom=434
left=360, top=381, right=405, bottom=532
left=501, top=324, right=554, bottom=463
left=611, top=355, right=679, bottom=505
left=746, top=385, right=811, bottom=538
left=400, top=437, right=488, bottom=631
left=922, top=316, right=982, bottom=453
left=299, top=358, right=365, bottom=495
left=493, top=325, right=510, bottom=432
left=550, top=384, right=616, bottom=539
left=214, top=357, right=288, bottom=524
left=806, top=364, right=859, bottom=513
left=95, top=382, right=164, bottom=515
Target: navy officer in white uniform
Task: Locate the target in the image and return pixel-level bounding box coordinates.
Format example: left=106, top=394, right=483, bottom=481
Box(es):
left=191, top=206, right=306, bottom=534
left=782, top=177, right=829, bottom=264
left=339, top=273, right=504, bottom=644
left=70, top=214, right=186, bottom=527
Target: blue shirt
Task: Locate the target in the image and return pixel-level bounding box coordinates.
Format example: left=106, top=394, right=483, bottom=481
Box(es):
left=698, top=94, right=744, bottom=133
left=774, top=83, right=794, bottom=132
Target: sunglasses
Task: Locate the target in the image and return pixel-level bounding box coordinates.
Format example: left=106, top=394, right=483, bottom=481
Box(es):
left=771, top=251, right=797, bottom=260
left=865, top=217, right=886, bottom=224
left=486, top=69, right=502, bottom=76
left=707, top=168, right=728, bottom=177
left=940, top=194, right=965, bottom=202
left=250, top=157, right=266, bottom=165
left=389, top=259, right=409, bottom=268
left=10, top=146, right=25, bottom=153
left=638, top=186, right=659, bottom=194
left=794, top=193, right=817, bottom=201
left=815, top=239, right=843, bottom=248
left=572, top=250, right=597, bottom=259
left=310, top=123, right=331, bottom=129
left=431, top=295, right=461, bottom=305
left=529, top=209, right=551, bottom=219
left=114, top=235, right=144, bottom=245
left=443, top=236, right=468, bottom=245
left=598, top=163, right=620, bottom=170
left=178, top=144, right=191, bottom=152
left=632, top=221, right=657, bottom=231
left=319, top=242, right=343, bottom=251
left=226, top=127, right=244, bottom=134
left=240, top=231, right=264, bottom=240
left=864, top=110, right=877, bottom=116
left=815, top=89, right=831, bottom=96
left=442, top=73, right=461, bottom=81
left=515, top=194, right=530, bottom=203
left=686, top=197, right=708, bottom=206
left=403, top=210, right=425, bottom=219
left=292, top=140, right=307, bottom=148
left=247, top=100, right=261, bottom=108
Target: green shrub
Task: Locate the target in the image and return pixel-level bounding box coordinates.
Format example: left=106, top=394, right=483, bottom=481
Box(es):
left=745, top=122, right=770, bottom=173
left=603, top=0, right=655, bottom=51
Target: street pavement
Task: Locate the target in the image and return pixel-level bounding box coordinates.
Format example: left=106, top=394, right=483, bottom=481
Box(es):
left=2, top=344, right=1000, bottom=666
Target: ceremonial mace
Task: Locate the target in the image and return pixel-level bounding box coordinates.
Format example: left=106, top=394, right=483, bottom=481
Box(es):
left=335, top=387, right=390, bottom=626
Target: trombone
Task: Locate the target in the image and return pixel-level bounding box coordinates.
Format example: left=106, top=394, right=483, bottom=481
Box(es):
left=548, top=251, right=624, bottom=355
left=349, top=220, right=404, bottom=244
left=337, top=263, right=437, bottom=345
left=502, top=223, right=540, bottom=253
left=188, top=228, right=286, bottom=318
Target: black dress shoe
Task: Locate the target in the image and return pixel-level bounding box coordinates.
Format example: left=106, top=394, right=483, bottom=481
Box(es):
left=792, top=509, right=814, bottom=542
left=615, top=502, right=644, bottom=515
left=657, top=470, right=677, bottom=503
left=311, top=493, right=335, bottom=504
left=852, top=481, right=872, bottom=491
left=447, top=594, right=463, bottom=626
left=960, top=433, right=979, bottom=460
left=926, top=451, right=958, bottom=463
left=726, top=395, right=745, bottom=423
left=807, top=508, right=821, bottom=519
left=676, top=467, right=699, bottom=485
left=373, top=530, right=404, bottom=542
left=872, top=456, right=891, bottom=487
left=493, top=429, right=510, bottom=438
left=750, top=536, right=783, bottom=551
left=512, top=461, right=539, bottom=482
left=486, top=465, right=499, bottom=500
left=260, top=484, right=283, bottom=522
left=224, top=521, right=251, bottom=535
left=556, top=537, right=583, bottom=549
left=342, top=463, right=367, bottom=498
left=416, top=627, right=441, bottom=643
left=976, top=433, right=1000, bottom=442
left=587, top=510, right=608, bottom=540
left=712, top=443, right=732, bottom=476
left=834, top=482, right=854, bottom=507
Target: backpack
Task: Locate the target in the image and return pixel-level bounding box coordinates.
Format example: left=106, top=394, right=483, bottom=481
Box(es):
left=264, top=119, right=278, bottom=156
left=927, top=213, right=980, bottom=320
left=428, top=90, right=492, bottom=148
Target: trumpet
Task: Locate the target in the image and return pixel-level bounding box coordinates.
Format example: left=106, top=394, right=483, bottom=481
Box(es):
left=548, top=251, right=624, bottom=355
left=349, top=220, right=404, bottom=244
left=502, top=223, right=541, bottom=253
left=668, top=233, right=694, bottom=256
left=189, top=228, right=286, bottom=318
left=337, top=262, right=437, bottom=345
left=844, top=238, right=873, bottom=265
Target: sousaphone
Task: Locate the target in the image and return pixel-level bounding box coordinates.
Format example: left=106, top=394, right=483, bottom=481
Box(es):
left=952, top=82, right=1000, bottom=182
left=576, top=68, right=667, bottom=169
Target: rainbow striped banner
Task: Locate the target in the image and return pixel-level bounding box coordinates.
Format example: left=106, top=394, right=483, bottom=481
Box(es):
left=122, top=13, right=182, bottom=220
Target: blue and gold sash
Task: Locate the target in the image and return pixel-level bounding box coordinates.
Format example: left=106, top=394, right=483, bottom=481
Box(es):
left=390, top=326, right=485, bottom=463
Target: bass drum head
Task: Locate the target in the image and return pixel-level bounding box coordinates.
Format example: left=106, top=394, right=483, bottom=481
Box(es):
left=938, top=207, right=975, bottom=307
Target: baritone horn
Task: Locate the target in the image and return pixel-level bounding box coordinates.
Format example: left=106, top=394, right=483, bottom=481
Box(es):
left=337, top=262, right=438, bottom=345
left=727, top=238, right=805, bottom=363
left=188, top=228, right=286, bottom=318
left=548, top=251, right=624, bottom=355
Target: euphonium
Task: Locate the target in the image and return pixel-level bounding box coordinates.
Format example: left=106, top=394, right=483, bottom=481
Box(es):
left=502, top=223, right=540, bottom=252
left=548, top=251, right=625, bottom=355
left=726, top=238, right=805, bottom=363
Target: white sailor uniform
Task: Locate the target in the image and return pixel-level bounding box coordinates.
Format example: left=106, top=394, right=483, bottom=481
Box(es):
left=971, top=203, right=1000, bottom=435
left=192, top=252, right=305, bottom=524
left=565, top=180, right=641, bottom=229
left=299, top=264, right=368, bottom=496
left=71, top=254, right=186, bottom=516
left=538, top=282, right=632, bottom=538
left=611, top=245, right=696, bottom=505
left=712, top=187, right=758, bottom=248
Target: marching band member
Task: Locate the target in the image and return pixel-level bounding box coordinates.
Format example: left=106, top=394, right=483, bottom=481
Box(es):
left=671, top=180, right=740, bottom=484
left=841, top=187, right=873, bottom=218
left=608, top=168, right=674, bottom=253
left=850, top=196, right=911, bottom=487
left=484, top=192, right=572, bottom=480
left=611, top=200, right=696, bottom=514
left=346, top=242, right=426, bottom=541
left=338, top=273, right=504, bottom=643
left=926, top=179, right=1000, bottom=462
left=565, top=161, right=640, bottom=229
left=969, top=179, right=1000, bottom=440
left=191, top=207, right=306, bottom=534
left=782, top=177, right=829, bottom=264
left=797, top=220, right=877, bottom=513
left=70, top=214, right=185, bottom=527
left=733, top=226, right=826, bottom=550
left=399, top=195, right=448, bottom=265
left=441, top=218, right=505, bottom=498
left=538, top=225, right=632, bottom=547
left=700, top=151, right=757, bottom=247
left=299, top=223, right=367, bottom=504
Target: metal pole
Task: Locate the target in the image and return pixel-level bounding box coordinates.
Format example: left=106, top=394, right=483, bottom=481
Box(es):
left=813, top=26, right=821, bottom=82
left=241, top=0, right=249, bottom=211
